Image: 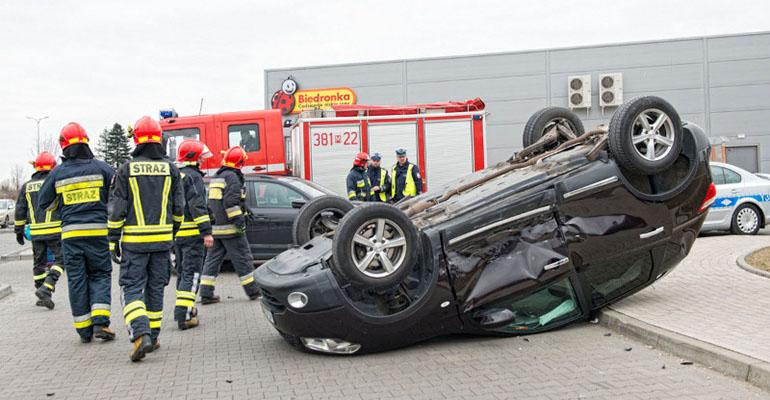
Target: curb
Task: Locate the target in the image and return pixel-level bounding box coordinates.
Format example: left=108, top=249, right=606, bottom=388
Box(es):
left=0, top=284, right=11, bottom=301
left=737, top=249, right=770, bottom=279
left=0, top=246, right=32, bottom=262
left=599, top=309, right=770, bottom=392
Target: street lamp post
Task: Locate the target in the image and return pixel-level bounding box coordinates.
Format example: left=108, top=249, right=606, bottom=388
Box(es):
left=26, top=115, right=49, bottom=154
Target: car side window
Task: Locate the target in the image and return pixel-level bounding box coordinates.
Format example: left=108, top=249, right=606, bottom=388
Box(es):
left=228, top=124, right=260, bottom=153
left=723, top=168, right=742, bottom=184
left=252, top=181, right=303, bottom=209
left=710, top=166, right=725, bottom=185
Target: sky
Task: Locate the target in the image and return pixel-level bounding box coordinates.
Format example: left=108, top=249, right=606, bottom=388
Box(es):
left=1, top=0, right=770, bottom=181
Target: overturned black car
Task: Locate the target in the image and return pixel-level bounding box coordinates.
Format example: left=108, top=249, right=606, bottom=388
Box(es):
left=254, top=96, right=716, bottom=354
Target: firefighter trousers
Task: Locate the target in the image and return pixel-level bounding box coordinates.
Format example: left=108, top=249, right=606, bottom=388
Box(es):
left=119, top=248, right=171, bottom=342
left=62, top=236, right=112, bottom=339
left=174, top=237, right=204, bottom=322
left=199, top=234, right=259, bottom=299
left=32, top=239, right=63, bottom=291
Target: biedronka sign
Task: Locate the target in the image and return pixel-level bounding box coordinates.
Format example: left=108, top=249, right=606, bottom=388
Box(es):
left=290, top=87, right=356, bottom=114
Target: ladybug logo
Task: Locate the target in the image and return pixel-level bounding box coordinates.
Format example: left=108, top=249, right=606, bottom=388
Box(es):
left=271, top=77, right=298, bottom=115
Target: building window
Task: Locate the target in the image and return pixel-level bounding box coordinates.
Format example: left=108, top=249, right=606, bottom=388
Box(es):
left=228, top=124, right=260, bottom=152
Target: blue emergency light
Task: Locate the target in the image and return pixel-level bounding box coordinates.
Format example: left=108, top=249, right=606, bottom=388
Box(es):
left=160, top=108, right=178, bottom=119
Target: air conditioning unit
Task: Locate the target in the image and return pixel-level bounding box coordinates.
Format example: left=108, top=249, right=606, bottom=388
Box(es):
left=567, top=75, right=591, bottom=109
left=599, top=73, right=623, bottom=107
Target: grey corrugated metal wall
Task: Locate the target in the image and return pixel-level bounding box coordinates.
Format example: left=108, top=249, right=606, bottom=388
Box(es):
left=265, top=31, right=770, bottom=171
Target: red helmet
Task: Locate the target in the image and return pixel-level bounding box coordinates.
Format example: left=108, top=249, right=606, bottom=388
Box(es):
left=177, top=140, right=212, bottom=163
left=59, top=122, right=89, bottom=149
left=33, top=152, right=57, bottom=171
left=132, top=116, right=162, bottom=145
left=222, top=146, right=248, bottom=169
left=353, top=152, right=369, bottom=167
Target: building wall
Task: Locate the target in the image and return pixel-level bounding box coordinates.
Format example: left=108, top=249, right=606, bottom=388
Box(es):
left=265, top=31, right=770, bottom=171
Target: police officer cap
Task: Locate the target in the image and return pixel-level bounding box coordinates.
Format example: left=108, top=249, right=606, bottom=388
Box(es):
left=371, top=153, right=382, bottom=161
left=395, top=148, right=407, bottom=156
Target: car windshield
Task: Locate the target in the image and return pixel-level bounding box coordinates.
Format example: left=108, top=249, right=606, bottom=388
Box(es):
left=281, top=178, right=331, bottom=197
left=0, top=200, right=8, bottom=208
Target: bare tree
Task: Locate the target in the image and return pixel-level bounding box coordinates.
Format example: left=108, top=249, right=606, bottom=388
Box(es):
left=9, top=163, right=27, bottom=193
left=28, top=131, right=61, bottom=158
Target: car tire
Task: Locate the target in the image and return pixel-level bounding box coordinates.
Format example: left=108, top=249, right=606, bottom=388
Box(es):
left=522, top=107, right=585, bottom=149
left=730, top=204, right=761, bottom=235
left=1, top=216, right=7, bottom=229
left=608, top=96, right=683, bottom=175
left=332, top=203, right=419, bottom=289
left=292, top=196, right=354, bottom=245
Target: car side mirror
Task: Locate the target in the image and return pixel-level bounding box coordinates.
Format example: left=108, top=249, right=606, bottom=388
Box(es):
left=291, top=199, right=307, bottom=209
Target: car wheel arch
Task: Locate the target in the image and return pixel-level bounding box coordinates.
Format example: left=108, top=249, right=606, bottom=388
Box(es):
left=733, top=198, right=765, bottom=227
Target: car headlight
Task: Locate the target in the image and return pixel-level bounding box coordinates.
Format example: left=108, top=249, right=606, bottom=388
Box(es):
left=287, top=291, right=308, bottom=309
left=300, top=337, right=361, bottom=354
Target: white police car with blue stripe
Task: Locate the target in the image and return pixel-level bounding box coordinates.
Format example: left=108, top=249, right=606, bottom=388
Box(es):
left=702, top=162, right=770, bottom=235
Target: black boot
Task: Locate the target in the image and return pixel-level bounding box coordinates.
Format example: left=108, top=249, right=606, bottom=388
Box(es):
left=34, top=286, right=54, bottom=310
left=200, top=295, right=220, bottom=305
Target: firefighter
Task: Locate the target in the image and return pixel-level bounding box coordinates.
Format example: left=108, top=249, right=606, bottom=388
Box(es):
left=173, top=140, right=214, bottom=330
left=391, top=148, right=422, bottom=202
left=199, top=146, right=260, bottom=304
left=38, top=122, right=116, bottom=343
left=107, top=116, right=185, bottom=362
left=14, top=151, right=63, bottom=310
left=366, top=152, right=391, bottom=202
left=346, top=152, right=373, bottom=201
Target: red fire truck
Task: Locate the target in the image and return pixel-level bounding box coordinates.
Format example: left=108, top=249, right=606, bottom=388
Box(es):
left=159, top=99, right=488, bottom=195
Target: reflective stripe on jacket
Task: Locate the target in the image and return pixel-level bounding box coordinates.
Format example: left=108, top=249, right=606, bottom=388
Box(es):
left=391, top=162, right=418, bottom=199
left=15, top=171, right=62, bottom=240
left=207, top=167, right=246, bottom=239
left=37, top=157, right=114, bottom=240
left=366, top=166, right=390, bottom=202
left=175, top=165, right=213, bottom=239
left=346, top=166, right=373, bottom=201
left=108, top=157, right=184, bottom=251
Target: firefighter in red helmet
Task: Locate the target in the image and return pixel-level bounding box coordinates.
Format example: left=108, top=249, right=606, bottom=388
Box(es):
left=173, top=140, right=214, bottom=330
left=346, top=152, right=374, bottom=201
left=37, top=122, right=116, bottom=343
left=14, top=152, right=63, bottom=309
left=199, top=146, right=260, bottom=304
left=108, top=116, right=185, bottom=361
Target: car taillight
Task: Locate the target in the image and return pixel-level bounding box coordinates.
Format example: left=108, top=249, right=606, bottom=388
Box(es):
left=699, top=182, right=717, bottom=212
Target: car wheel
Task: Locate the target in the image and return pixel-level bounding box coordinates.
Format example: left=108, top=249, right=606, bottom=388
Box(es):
left=731, top=204, right=761, bottom=235
left=292, top=196, right=354, bottom=245
left=1, top=216, right=7, bottom=229
left=522, top=107, right=585, bottom=150
left=332, top=203, right=419, bottom=289
left=608, top=96, right=683, bottom=175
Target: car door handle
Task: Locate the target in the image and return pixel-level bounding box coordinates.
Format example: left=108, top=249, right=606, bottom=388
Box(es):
left=544, top=257, right=570, bottom=271
left=730, top=189, right=739, bottom=194
left=639, top=226, right=664, bottom=239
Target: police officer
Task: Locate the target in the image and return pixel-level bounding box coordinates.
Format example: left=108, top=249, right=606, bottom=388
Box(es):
left=366, top=152, right=391, bottom=203
left=14, top=152, right=63, bottom=310
left=38, top=122, right=116, bottom=343
left=199, top=146, right=260, bottom=304
left=108, top=116, right=185, bottom=362
left=346, top=152, right=373, bottom=201
left=391, top=148, right=422, bottom=202
left=173, top=140, right=214, bottom=330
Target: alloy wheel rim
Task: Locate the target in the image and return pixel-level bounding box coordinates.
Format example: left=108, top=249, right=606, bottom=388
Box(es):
left=350, top=218, right=407, bottom=278
left=631, top=108, right=676, bottom=162
left=737, top=207, right=758, bottom=233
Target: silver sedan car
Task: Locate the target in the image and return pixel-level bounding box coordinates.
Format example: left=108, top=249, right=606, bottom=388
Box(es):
left=702, top=162, right=770, bottom=235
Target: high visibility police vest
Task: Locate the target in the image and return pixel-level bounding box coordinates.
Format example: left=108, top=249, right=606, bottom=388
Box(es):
left=391, top=163, right=417, bottom=198
left=375, top=168, right=387, bottom=202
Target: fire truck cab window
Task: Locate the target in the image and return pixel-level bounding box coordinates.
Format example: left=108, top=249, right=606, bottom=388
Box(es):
left=228, top=124, right=260, bottom=152
left=163, top=128, right=200, bottom=159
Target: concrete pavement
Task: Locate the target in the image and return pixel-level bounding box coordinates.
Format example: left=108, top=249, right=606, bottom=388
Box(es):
left=0, top=256, right=766, bottom=399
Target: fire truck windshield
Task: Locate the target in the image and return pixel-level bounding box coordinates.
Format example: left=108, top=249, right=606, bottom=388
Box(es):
left=162, top=128, right=200, bottom=159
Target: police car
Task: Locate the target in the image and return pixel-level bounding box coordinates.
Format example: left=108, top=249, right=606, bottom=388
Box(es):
left=702, top=162, right=770, bottom=235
